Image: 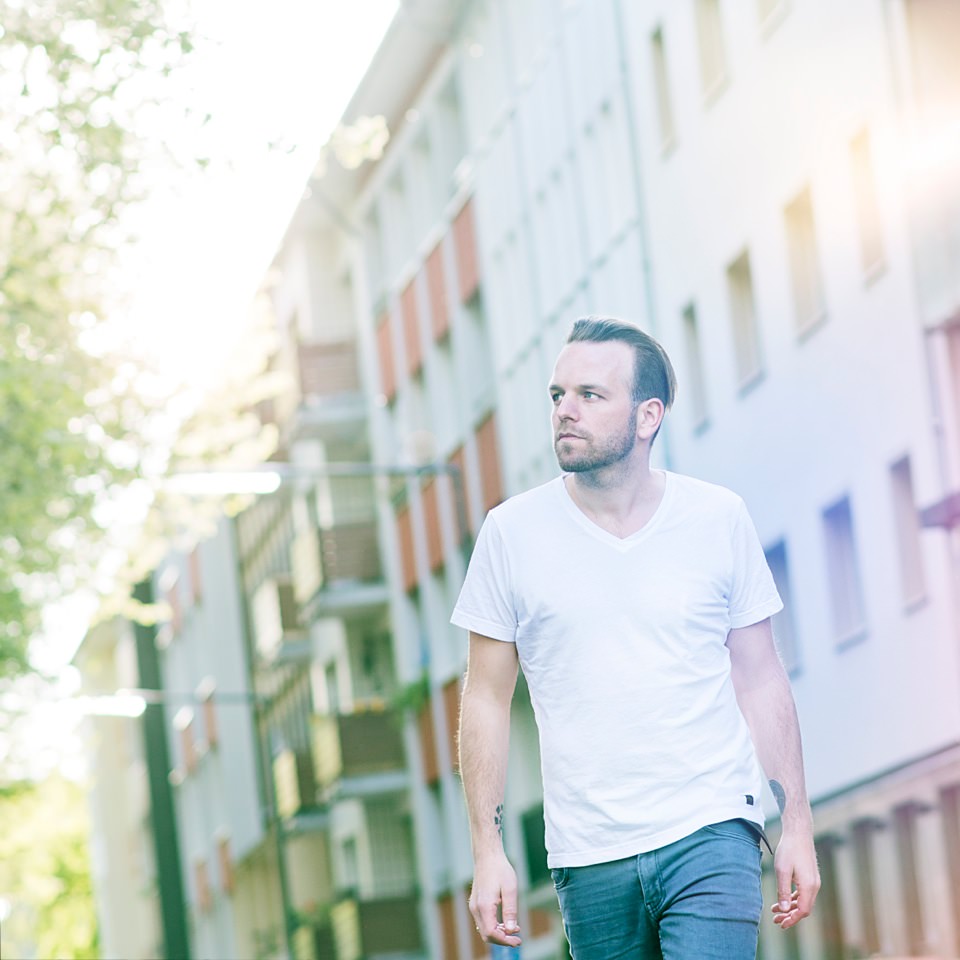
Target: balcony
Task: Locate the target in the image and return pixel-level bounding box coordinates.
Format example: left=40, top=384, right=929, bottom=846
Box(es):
left=312, top=710, right=406, bottom=798
left=252, top=576, right=309, bottom=664
left=330, top=894, right=422, bottom=960
left=273, top=747, right=318, bottom=820
left=292, top=341, right=366, bottom=440
left=293, top=521, right=386, bottom=619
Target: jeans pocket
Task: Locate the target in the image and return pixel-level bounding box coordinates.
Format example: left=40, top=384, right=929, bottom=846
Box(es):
left=701, top=818, right=762, bottom=848
left=551, top=866, right=570, bottom=890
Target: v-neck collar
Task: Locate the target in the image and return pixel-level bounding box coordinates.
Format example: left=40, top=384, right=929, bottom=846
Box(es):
left=555, top=470, right=672, bottom=550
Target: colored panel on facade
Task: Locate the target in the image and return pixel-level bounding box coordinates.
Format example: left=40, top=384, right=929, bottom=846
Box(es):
left=529, top=906, right=554, bottom=937
left=448, top=445, right=472, bottom=541
left=453, top=198, right=480, bottom=304
left=475, top=413, right=504, bottom=512
left=202, top=697, right=218, bottom=750
left=418, top=699, right=439, bottom=785
left=422, top=478, right=443, bottom=572
left=468, top=880, right=486, bottom=958
left=442, top=678, right=461, bottom=775
left=376, top=312, right=397, bottom=401
left=426, top=242, right=449, bottom=341
left=401, top=280, right=422, bottom=376
left=188, top=548, right=203, bottom=605
left=166, top=584, right=182, bottom=635
left=180, top=720, right=197, bottom=775
left=297, top=340, right=360, bottom=398
left=395, top=505, right=417, bottom=593
left=217, top=837, right=234, bottom=895
left=437, top=893, right=458, bottom=960
left=194, top=859, right=212, bottom=913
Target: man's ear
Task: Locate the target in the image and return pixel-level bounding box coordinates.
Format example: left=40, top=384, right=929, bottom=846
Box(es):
left=635, top=398, right=665, bottom=440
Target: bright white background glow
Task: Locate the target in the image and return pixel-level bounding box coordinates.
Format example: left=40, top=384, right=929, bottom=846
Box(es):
left=113, top=0, right=399, bottom=391
left=10, top=1, right=399, bottom=779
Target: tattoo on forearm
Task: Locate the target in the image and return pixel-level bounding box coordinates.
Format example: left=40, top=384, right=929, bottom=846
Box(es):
left=494, top=803, right=504, bottom=837
left=769, top=779, right=787, bottom=815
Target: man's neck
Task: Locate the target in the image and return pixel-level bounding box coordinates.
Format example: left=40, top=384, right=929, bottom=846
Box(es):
left=564, top=456, right=666, bottom=539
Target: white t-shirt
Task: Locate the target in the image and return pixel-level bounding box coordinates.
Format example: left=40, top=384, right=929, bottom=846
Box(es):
left=451, top=471, right=782, bottom=868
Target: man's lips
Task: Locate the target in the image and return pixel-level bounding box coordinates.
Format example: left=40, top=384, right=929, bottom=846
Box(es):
left=556, top=433, right=584, bottom=441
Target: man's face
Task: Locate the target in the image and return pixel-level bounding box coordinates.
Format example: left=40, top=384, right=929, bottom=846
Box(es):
left=549, top=341, right=639, bottom=473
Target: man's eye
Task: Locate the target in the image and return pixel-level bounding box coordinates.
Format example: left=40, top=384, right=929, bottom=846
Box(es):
left=583, top=391, right=597, bottom=400
left=550, top=393, right=561, bottom=404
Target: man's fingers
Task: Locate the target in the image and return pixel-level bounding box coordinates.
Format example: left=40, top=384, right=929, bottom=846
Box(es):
left=796, top=870, right=821, bottom=919
left=474, top=897, right=500, bottom=937
left=501, top=878, right=519, bottom=934
left=775, top=870, right=795, bottom=914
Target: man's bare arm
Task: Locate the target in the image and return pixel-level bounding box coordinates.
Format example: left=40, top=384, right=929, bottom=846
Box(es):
left=459, top=631, right=522, bottom=947
left=727, top=618, right=821, bottom=931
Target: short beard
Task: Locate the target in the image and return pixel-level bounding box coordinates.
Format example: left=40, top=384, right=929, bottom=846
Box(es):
left=555, top=414, right=637, bottom=474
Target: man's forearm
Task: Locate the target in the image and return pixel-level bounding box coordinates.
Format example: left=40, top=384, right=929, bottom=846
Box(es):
left=459, top=685, right=511, bottom=858
left=737, top=666, right=813, bottom=831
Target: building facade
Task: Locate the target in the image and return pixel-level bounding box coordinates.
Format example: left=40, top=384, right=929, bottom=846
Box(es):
left=303, top=0, right=960, bottom=958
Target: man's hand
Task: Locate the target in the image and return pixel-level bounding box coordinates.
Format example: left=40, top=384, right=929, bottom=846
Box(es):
left=771, top=828, right=820, bottom=930
left=468, top=851, right=523, bottom=947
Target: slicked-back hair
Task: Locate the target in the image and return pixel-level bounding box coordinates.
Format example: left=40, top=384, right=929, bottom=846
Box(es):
left=567, top=315, right=677, bottom=439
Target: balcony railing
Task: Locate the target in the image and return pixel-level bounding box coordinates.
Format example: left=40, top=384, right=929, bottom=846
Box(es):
left=330, top=894, right=422, bottom=960
left=297, top=341, right=360, bottom=400
left=312, top=710, right=405, bottom=792
left=320, top=522, right=381, bottom=583
left=292, top=522, right=382, bottom=605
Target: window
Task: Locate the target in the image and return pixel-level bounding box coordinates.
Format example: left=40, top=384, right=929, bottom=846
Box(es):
left=822, top=495, right=866, bottom=644
left=785, top=185, right=826, bottom=333
left=851, top=129, right=885, bottom=275
left=890, top=456, right=926, bottom=607
left=695, top=0, right=728, bottom=99
left=463, top=291, right=495, bottom=415
left=650, top=27, right=676, bottom=148
left=682, top=304, right=709, bottom=427
left=764, top=540, right=800, bottom=673
left=726, top=250, right=764, bottom=388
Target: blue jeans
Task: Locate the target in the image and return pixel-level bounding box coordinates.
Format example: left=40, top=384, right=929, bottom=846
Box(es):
left=551, top=819, right=763, bottom=959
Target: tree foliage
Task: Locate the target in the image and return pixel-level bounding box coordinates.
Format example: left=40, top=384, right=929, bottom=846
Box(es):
left=0, top=0, right=192, bottom=676
left=0, top=774, right=99, bottom=958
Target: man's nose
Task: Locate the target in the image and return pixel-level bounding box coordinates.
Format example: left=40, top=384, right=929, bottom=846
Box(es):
left=555, top=394, right=578, bottom=420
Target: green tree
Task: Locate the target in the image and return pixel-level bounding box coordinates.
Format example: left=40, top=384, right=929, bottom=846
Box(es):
left=0, top=0, right=193, bottom=676
left=0, top=775, right=99, bottom=958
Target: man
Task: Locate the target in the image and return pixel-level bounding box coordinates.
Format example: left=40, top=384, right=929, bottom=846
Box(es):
left=452, top=316, right=819, bottom=958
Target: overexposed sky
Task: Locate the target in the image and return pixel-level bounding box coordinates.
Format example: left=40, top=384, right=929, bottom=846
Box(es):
left=116, top=0, right=398, bottom=389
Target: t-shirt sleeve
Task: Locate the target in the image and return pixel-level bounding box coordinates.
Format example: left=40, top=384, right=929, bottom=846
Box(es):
left=728, top=498, right=783, bottom=629
left=450, top=512, right=518, bottom=642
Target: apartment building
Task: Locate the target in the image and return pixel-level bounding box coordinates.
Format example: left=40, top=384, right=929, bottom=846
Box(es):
left=75, top=619, right=165, bottom=960
left=295, top=1, right=960, bottom=958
